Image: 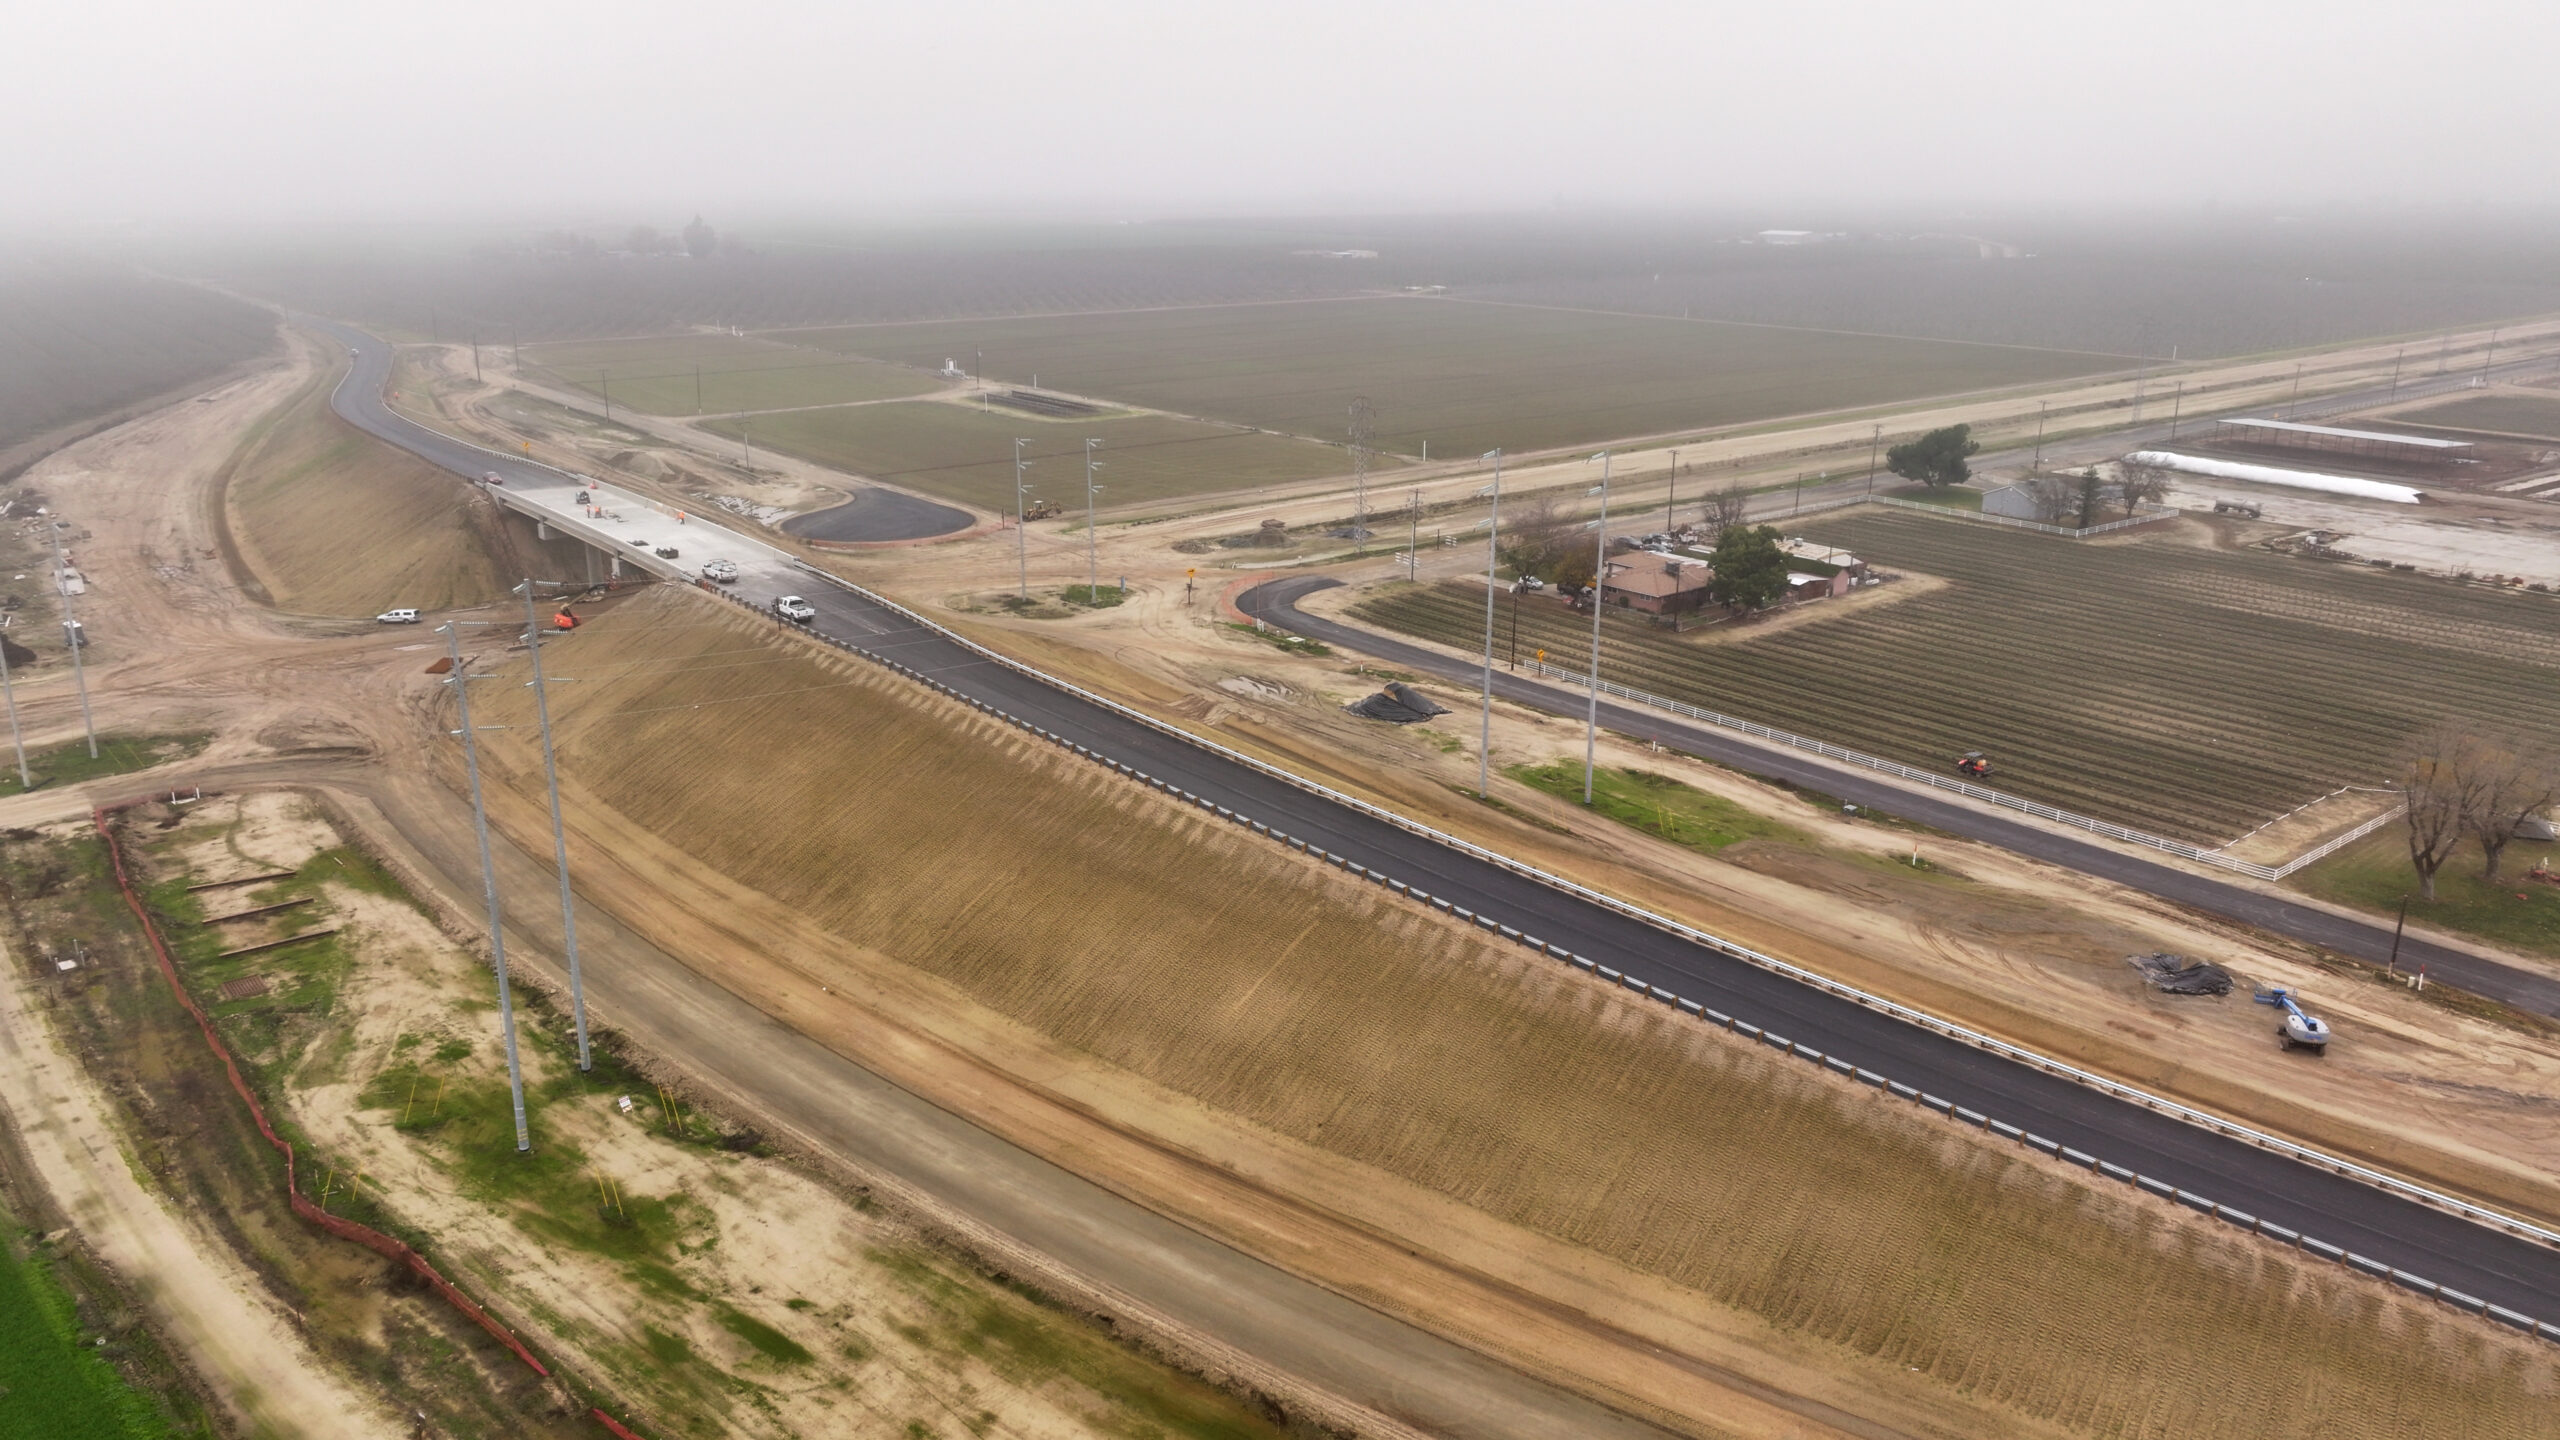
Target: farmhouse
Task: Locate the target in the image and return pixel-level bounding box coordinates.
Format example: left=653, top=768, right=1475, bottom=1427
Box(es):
left=1600, top=551, right=1713, bottom=615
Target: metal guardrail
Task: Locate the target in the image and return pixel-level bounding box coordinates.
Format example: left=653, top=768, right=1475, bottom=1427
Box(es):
left=1507, top=655, right=2403, bottom=881
left=762, top=561, right=2557, bottom=1268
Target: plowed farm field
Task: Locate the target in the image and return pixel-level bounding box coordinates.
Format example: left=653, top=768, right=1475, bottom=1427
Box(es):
left=1355, top=511, right=2560, bottom=845
left=452, top=589, right=2560, bottom=1440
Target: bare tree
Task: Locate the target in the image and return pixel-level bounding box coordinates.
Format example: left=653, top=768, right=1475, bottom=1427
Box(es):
left=1498, top=496, right=1572, bottom=581
left=2469, top=737, right=2558, bottom=881
left=1702, top=483, right=1750, bottom=538
left=2117, top=458, right=2171, bottom=517
left=2024, top=472, right=2081, bottom=526
left=2402, top=723, right=2497, bottom=900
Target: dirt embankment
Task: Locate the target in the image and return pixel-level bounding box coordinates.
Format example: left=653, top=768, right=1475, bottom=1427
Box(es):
left=212, top=330, right=568, bottom=618
left=455, top=587, right=2560, bottom=1440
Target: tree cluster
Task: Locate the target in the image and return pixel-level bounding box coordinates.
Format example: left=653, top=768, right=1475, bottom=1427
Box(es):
left=2400, top=723, right=2557, bottom=899
left=1708, top=525, right=1790, bottom=612
left=1886, top=425, right=1979, bottom=490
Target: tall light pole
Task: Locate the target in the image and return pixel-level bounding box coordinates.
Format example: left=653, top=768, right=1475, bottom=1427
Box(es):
left=2482, top=327, right=2499, bottom=379
left=2288, top=361, right=2303, bottom=418
left=440, top=623, right=531, bottom=1153
left=1083, top=438, right=1104, bottom=599
left=1666, top=448, right=1679, bottom=530
left=2030, top=403, right=2048, bottom=476
left=1014, top=438, right=1034, bottom=600
left=0, top=620, right=27, bottom=789
left=1866, top=423, right=1882, bottom=496
left=1407, top=488, right=1420, bottom=582
left=1583, top=453, right=1611, bottom=806
left=2167, top=381, right=2185, bottom=442
left=520, top=582, right=590, bottom=1073
left=1476, top=450, right=1503, bottom=799
left=2389, top=345, right=2405, bottom=402
left=48, top=522, right=96, bottom=760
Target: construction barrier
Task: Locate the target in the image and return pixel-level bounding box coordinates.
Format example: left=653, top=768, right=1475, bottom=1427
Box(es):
left=90, top=800, right=655, bottom=1440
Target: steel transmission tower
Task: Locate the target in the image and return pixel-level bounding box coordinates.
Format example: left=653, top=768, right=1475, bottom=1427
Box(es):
left=1347, top=396, right=1375, bottom=537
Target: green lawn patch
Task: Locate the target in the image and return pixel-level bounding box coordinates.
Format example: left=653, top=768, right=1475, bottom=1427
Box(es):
left=1509, top=762, right=1805, bottom=855
left=1885, top=484, right=1983, bottom=510
left=1221, top=622, right=1329, bottom=658
left=2292, top=824, right=2560, bottom=961
left=0, top=1238, right=169, bottom=1440
left=0, top=732, right=210, bottom=796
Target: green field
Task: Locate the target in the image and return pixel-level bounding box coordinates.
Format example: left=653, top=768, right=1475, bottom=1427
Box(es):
left=2293, top=824, right=2560, bottom=960
left=0, top=1238, right=165, bottom=1440
left=2391, top=391, right=2560, bottom=440
left=520, top=333, right=937, bottom=415
left=783, top=297, right=2125, bottom=457
left=703, top=399, right=1358, bottom=512
left=1355, top=510, right=2560, bottom=844
left=1, top=261, right=275, bottom=465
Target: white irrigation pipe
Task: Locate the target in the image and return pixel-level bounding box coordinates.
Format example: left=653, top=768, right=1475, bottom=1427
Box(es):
left=784, top=559, right=2559, bottom=1254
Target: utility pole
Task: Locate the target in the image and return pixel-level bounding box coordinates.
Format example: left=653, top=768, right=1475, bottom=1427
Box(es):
left=1015, top=439, right=1033, bottom=600
left=1583, top=453, right=1611, bottom=806
left=2288, top=362, right=2302, bottom=418
left=2482, top=327, right=2499, bottom=378
left=2437, top=333, right=2451, bottom=375
left=0, top=619, right=28, bottom=789
left=694, top=364, right=703, bottom=415
left=600, top=373, right=611, bottom=422
left=1666, top=448, right=1679, bottom=530
left=740, top=418, right=750, bottom=468
left=48, top=522, right=96, bottom=759
left=2388, top=893, right=2410, bottom=975
left=471, top=336, right=482, bottom=384
left=1866, top=423, right=1882, bottom=496
left=1083, top=438, right=1103, bottom=598
left=1477, top=450, right=1503, bottom=799
left=2167, top=381, right=2184, bottom=442
left=1407, top=488, right=1420, bottom=582
left=440, top=623, right=531, bottom=1152
left=2389, top=346, right=2405, bottom=401
left=2131, top=356, right=2149, bottom=425
left=2030, top=403, right=2048, bottom=476
left=521, top=583, right=590, bottom=1072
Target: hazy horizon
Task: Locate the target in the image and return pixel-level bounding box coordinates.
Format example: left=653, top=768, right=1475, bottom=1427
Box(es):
left=13, top=0, right=2557, bottom=224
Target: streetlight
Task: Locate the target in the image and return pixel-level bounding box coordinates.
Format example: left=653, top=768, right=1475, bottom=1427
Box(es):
left=1475, top=450, right=1503, bottom=799
left=2030, top=403, right=2048, bottom=477
left=519, top=581, right=590, bottom=1072
left=1083, top=438, right=1104, bottom=600
left=48, top=521, right=97, bottom=759
left=439, top=623, right=531, bottom=1153
left=1583, top=452, right=1612, bottom=806
left=0, top=618, right=27, bottom=789
left=1014, top=439, right=1034, bottom=600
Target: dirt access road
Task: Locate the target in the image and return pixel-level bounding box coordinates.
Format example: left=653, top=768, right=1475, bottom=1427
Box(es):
left=1, top=333, right=1682, bottom=1437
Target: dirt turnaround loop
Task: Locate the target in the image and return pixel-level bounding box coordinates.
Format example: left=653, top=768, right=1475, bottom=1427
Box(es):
left=780, top=486, right=971, bottom=543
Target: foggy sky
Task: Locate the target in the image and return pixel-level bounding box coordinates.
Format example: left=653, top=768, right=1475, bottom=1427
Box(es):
left=15, top=0, right=2557, bottom=223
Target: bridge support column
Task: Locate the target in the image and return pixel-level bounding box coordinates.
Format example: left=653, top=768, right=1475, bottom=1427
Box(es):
left=609, top=553, right=623, bottom=580
left=536, top=520, right=553, bottom=541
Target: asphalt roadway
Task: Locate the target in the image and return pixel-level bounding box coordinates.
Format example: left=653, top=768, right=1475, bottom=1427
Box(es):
left=1241, top=579, right=2560, bottom=1020
left=317, top=323, right=2560, bottom=1364
left=782, top=486, right=973, bottom=543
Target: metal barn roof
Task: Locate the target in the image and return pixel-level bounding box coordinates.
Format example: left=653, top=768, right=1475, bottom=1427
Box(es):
left=2216, top=417, right=2471, bottom=450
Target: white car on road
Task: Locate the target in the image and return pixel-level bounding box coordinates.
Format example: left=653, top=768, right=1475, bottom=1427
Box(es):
left=701, top=559, right=739, bottom=584
left=377, top=608, right=419, bottom=624
left=774, top=595, right=816, bottom=623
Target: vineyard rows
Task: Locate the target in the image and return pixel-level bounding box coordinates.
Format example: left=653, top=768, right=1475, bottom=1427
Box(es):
left=1356, top=512, right=2560, bottom=844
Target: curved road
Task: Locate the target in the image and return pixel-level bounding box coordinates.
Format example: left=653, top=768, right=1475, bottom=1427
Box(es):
left=1241, top=579, right=2560, bottom=1019
left=317, top=323, right=2560, bottom=1366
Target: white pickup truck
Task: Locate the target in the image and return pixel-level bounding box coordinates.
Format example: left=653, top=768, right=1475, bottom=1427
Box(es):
left=701, top=559, right=739, bottom=583
left=774, top=595, right=816, bottom=623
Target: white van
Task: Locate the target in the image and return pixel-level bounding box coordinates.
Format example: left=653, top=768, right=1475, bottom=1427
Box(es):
left=377, top=608, right=420, bottom=624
